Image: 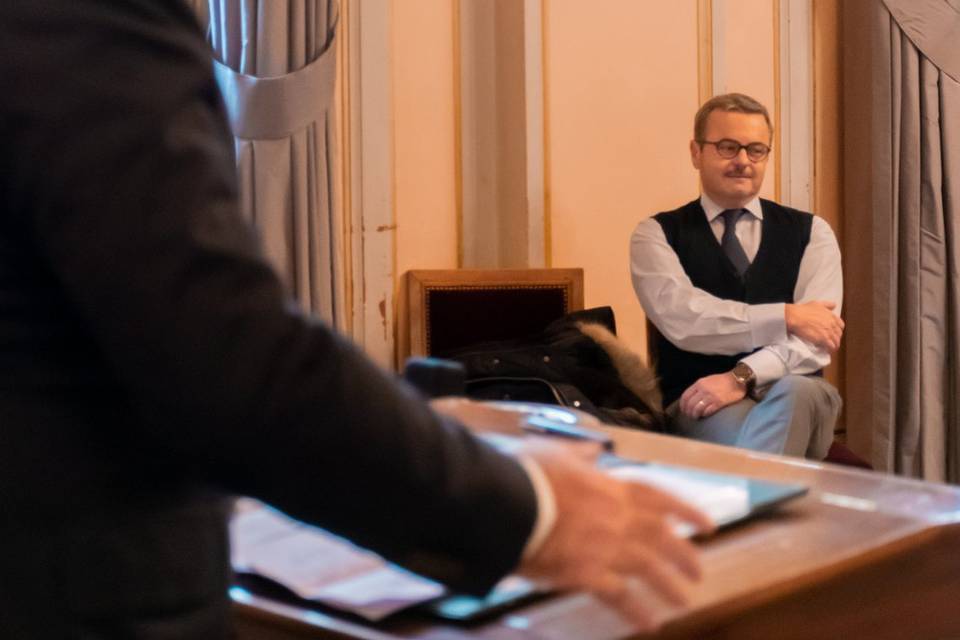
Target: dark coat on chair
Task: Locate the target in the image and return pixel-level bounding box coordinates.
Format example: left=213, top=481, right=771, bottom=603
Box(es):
left=446, top=308, right=667, bottom=431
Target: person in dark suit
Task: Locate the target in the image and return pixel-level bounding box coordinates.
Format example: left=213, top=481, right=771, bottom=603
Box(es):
left=630, top=93, right=845, bottom=459
left=0, top=2, right=711, bottom=638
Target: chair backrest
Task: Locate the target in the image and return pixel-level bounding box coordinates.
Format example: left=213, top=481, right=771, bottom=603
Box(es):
left=401, top=268, right=584, bottom=362
left=645, top=317, right=661, bottom=368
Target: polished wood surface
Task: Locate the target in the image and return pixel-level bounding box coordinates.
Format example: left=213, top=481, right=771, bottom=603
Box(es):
left=233, top=400, right=960, bottom=639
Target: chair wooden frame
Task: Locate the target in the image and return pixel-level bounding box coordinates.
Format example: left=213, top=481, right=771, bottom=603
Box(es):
left=400, top=268, right=584, bottom=364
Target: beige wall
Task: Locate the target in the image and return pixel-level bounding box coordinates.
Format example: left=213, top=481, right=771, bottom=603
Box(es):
left=714, top=0, right=778, bottom=202
left=392, top=0, right=459, bottom=277
left=390, top=1, right=460, bottom=367
left=546, top=0, right=700, bottom=353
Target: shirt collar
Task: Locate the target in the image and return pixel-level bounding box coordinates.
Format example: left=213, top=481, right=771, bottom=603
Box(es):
left=700, top=193, right=763, bottom=223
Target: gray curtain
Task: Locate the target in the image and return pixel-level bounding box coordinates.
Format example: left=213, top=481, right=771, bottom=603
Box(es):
left=871, top=0, right=960, bottom=481
left=191, top=1, right=344, bottom=327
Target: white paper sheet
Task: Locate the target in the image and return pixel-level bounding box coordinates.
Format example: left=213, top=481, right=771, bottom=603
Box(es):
left=607, top=464, right=751, bottom=534
left=230, top=499, right=445, bottom=620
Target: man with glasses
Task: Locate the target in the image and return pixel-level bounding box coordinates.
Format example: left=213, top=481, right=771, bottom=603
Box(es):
left=630, top=93, right=844, bottom=458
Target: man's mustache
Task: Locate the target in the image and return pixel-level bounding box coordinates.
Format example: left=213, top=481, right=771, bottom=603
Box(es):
left=725, top=169, right=753, bottom=178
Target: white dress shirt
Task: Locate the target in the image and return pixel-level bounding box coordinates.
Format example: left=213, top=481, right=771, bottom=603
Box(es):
left=518, top=456, right=556, bottom=559
left=629, top=193, right=843, bottom=387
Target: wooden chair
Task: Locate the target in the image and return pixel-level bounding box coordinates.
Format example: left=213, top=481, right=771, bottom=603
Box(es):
left=399, top=268, right=584, bottom=364
left=645, top=317, right=661, bottom=369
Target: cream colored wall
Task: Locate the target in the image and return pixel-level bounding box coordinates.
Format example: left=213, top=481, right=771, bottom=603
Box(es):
left=389, top=1, right=461, bottom=368
left=546, top=0, right=783, bottom=358
left=392, top=0, right=459, bottom=277
left=713, top=0, right=778, bottom=201
left=546, top=0, right=700, bottom=354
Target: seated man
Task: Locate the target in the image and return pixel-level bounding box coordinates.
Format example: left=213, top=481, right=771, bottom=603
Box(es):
left=630, top=93, right=844, bottom=459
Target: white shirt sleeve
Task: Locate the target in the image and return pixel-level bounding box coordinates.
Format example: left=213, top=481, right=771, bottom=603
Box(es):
left=516, top=455, right=557, bottom=560
left=740, top=216, right=843, bottom=385
left=629, top=217, right=787, bottom=356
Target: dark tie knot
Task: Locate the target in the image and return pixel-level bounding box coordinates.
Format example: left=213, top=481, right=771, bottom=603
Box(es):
left=721, top=208, right=746, bottom=229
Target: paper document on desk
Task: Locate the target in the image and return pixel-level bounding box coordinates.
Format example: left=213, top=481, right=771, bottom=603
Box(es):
left=603, top=458, right=808, bottom=535
left=606, top=463, right=752, bottom=533
left=231, top=499, right=445, bottom=621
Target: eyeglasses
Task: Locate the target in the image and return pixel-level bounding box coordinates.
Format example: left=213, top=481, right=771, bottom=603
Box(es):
left=698, top=139, right=771, bottom=161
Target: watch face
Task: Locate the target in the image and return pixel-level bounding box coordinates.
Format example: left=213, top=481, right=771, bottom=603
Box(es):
left=733, top=363, right=754, bottom=384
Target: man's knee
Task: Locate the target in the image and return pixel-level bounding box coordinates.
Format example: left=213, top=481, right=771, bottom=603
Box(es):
left=766, top=375, right=841, bottom=416
left=762, top=375, right=841, bottom=458
left=767, top=374, right=818, bottom=398
left=666, top=398, right=755, bottom=447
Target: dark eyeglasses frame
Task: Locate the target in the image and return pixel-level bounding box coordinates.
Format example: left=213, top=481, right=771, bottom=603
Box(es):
left=698, top=139, right=771, bottom=162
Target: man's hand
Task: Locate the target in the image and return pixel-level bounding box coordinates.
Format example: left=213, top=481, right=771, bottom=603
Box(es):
left=784, top=301, right=844, bottom=352
left=517, top=439, right=714, bottom=631
left=679, top=373, right=747, bottom=419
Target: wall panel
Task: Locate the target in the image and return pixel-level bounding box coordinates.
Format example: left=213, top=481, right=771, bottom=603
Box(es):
left=545, top=0, right=700, bottom=355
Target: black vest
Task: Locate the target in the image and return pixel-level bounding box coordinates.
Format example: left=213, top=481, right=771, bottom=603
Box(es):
left=653, top=199, right=813, bottom=406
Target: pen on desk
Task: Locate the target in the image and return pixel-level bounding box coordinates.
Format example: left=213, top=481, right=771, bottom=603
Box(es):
left=521, top=415, right=614, bottom=451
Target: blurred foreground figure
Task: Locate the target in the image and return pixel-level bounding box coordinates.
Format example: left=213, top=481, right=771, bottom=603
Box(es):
left=0, top=2, right=709, bottom=638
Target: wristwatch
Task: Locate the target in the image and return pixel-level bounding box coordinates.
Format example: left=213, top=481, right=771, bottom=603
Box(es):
left=730, top=361, right=757, bottom=395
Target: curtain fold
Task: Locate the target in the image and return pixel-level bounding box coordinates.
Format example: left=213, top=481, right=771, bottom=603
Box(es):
left=873, top=0, right=960, bottom=481
left=193, top=1, right=343, bottom=328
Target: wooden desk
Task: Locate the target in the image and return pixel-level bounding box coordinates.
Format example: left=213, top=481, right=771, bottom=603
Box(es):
left=232, top=405, right=960, bottom=639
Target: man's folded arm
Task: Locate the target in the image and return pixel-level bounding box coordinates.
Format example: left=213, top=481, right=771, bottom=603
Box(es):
left=630, top=218, right=787, bottom=355
left=739, top=217, right=843, bottom=386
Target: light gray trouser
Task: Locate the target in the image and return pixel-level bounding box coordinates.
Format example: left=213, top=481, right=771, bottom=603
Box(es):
left=667, top=375, right=842, bottom=459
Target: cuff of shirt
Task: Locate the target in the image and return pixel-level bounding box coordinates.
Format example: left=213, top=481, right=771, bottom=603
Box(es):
left=747, top=303, right=788, bottom=350
left=516, top=455, right=557, bottom=560
left=741, top=348, right=788, bottom=387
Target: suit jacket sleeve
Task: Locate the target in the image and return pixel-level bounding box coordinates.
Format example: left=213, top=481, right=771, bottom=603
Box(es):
left=0, top=0, right=536, bottom=594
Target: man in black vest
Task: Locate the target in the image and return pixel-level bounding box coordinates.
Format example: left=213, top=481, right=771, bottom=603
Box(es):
left=630, top=93, right=844, bottom=458
left=0, top=2, right=712, bottom=637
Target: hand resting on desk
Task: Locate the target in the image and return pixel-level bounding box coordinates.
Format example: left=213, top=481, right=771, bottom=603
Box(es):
left=515, top=438, right=714, bottom=631
left=429, top=398, right=714, bottom=629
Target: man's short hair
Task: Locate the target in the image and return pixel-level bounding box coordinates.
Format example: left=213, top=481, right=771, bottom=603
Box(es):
left=694, top=93, right=773, bottom=142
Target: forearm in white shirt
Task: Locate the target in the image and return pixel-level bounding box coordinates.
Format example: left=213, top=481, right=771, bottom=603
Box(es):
left=740, top=216, right=843, bottom=385
left=630, top=218, right=786, bottom=355
left=516, top=455, right=557, bottom=560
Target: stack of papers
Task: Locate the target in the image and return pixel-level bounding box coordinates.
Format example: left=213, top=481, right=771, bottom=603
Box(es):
left=230, top=499, right=445, bottom=620
left=606, top=462, right=751, bottom=534
left=231, top=459, right=795, bottom=622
